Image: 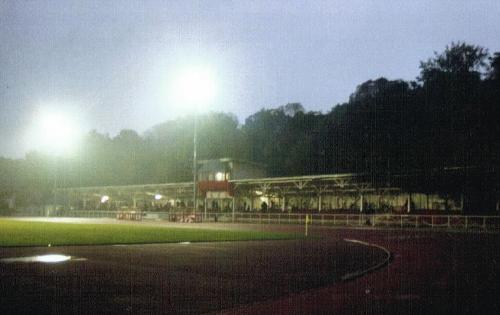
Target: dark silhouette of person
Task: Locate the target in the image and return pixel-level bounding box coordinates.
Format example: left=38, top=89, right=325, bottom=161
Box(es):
left=261, top=201, right=268, bottom=212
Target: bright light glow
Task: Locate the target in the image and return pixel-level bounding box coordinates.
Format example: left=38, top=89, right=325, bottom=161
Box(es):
left=172, top=65, right=217, bottom=106
left=255, top=190, right=263, bottom=196
left=215, top=172, right=225, bottom=181
left=1, top=254, right=72, bottom=264
left=36, top=254, right=71, bottom=263
left=27, top=107, right=83, bottom=155
left=154, top=194, right=162, bottom=200
left=101, top=195, right=109, bottom=203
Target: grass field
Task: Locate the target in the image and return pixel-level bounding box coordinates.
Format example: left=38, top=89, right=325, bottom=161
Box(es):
left=0, top=219, right=301, bottom=247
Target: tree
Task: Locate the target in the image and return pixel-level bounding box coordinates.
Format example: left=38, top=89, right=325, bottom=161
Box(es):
left=419, top=42, right=489, bottom=82
left=489, top=52, right=500, bottom=80
left=242, top=108, right=289, bottom=176
left=282, top=103, right=305, bottom=117
left=112, top=129, right=145, bottom=184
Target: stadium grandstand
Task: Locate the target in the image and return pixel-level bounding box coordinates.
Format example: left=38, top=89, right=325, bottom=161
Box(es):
left=53, top=158, right=500, bottom=218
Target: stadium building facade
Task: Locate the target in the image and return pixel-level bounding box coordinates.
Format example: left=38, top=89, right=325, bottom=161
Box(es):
left=55, top=158, right=499, bottom=215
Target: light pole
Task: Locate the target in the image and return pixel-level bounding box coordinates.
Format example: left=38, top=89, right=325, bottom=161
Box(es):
left=193, top=112, right=198, bottom=213
left=174, top=66, right=216, bottom=216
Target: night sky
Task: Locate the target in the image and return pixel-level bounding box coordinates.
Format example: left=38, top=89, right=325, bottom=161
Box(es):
left=1, top=0, right=499, bottom=158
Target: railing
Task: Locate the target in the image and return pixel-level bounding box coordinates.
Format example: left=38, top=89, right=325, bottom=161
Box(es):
left=199, top=212, right=500, bottom=231
left=28, top=210, right=500, bottom=231
left=60, top=210, right=118, bottom=219
left=40, top=209, right=204, bottom=222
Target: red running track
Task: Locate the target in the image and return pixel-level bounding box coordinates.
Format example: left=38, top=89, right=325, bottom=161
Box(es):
left=223, top=227, right=500, bottom=315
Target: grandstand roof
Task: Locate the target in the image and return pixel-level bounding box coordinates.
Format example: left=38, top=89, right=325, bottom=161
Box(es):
left=58, top=172, right=400, bottom=201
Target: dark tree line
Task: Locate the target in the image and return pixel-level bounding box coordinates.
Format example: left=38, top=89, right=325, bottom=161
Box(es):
left=1, top=42, right=500, bottom=210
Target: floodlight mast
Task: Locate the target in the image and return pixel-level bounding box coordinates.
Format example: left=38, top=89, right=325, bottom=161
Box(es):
left=193, top=113, right=198, bottom=215
left=174, top=66, right=216, bottom=218
left=32, top=109, right=80, bottom=214
left=53, top=162, right=57, bottom=214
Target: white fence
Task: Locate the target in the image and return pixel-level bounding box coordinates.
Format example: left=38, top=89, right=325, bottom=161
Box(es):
left=203, top=212, right=500, bottom=231
left=40, top=210, right=500, bottom=231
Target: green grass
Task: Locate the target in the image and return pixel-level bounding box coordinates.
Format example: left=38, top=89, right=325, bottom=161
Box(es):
left=0, top=219, right=301, bottom=247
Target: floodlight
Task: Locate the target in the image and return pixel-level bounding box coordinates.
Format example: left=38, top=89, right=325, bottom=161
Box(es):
left=28, top=107, right=83, bottom=155
left=101, top=195, right=109, bottom=203
left=173, top=65, right=216, bottom=105
left=154, top=194, right=162, bottom=200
